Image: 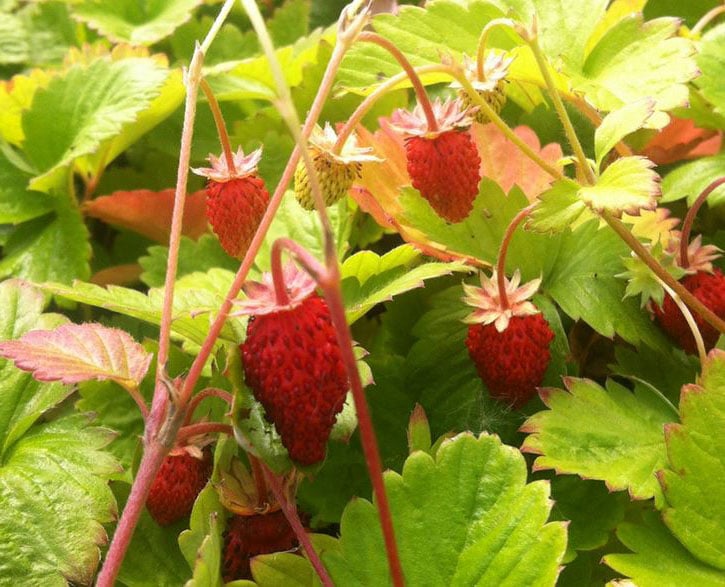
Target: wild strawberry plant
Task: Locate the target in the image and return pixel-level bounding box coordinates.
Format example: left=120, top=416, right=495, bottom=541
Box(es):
left=0, top=0, right=724, bottom=585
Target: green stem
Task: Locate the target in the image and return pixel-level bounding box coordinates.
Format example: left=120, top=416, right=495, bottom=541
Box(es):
left=475, top=18, right=515, bottom=80
left=527, top=35, right=595, bottom=184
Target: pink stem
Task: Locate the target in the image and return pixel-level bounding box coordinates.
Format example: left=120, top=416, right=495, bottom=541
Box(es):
left=121, top=383, right=149, bottom=421
left=200, top=78, right=236, bottom=174
left=271, top=238, right=328, bottom=284
left=248, top=455, right=270, bottom=509
left=271, top=239, right=292, bottom=306
left=261, top=465, right=334, bottom=587
left=176, top=422, right=233, bottom=444
left=496, top=204, right=536, bottom=309
left=184, top=388, right=233, bottom=426
left=358, top=31, right=438, bottom=133
left=680, top=177, right=725, bottom=269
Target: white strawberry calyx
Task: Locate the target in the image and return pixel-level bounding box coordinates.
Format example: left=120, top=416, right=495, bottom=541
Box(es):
left=450, top=52, right=513, bottom=92
left=390, top=97, right=476, bottom=139
left=192, top=146, right=263, bottom=183
left=310, top=122, right=382, bottom=165
left=462, top=270, right=542, bottom=332
left=234, top=262, right=317, bottom=316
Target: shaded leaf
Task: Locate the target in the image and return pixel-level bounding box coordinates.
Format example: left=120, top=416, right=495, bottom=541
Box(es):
left=604, top=511, right=725, bottom=586
left=0, top=322, right=152, bottom=388
left=0, top=153, right=54, bottom=224
left=323, top=433, right=567, bottom=586
left=660, top=154, right=725, bottom=205
left=659, top=350, right=725, bottom=570
left=521, top=377, right=676, bottom=502
left=83, top=189, right=208, bottom=244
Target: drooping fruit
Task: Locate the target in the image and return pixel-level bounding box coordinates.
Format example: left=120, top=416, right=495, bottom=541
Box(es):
left=453, top=52, right=513, bottom=123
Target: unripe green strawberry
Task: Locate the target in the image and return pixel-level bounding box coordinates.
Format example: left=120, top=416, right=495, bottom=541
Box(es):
left=453, top=52, right=512, bottom=123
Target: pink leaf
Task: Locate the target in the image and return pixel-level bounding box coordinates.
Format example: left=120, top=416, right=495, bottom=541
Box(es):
left=0, top=323, right=152, bottom=388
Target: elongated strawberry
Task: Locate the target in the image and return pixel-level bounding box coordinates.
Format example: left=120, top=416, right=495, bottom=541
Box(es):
left=223, top=510, right=298, bottom=581
left=193, top=147, right=269, bottom=259
left=146, top=447, right=212, bottom=526
left=391, top=97, right=481, bottom=223
left=293, top=123, right=380, bottom=211
left=463, top=270, right=554, bottom=408
left=237, top=264, right=348, bottom=465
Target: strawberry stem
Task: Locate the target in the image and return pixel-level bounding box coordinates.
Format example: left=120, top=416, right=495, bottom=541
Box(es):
left=475, top=18, right=515, bottom=80
left=692, top=4, right=725, bottom=36
left=496, top=204, right=536, bottom=309
left=680, top=177, right=725, bottom=269
left=200, top=78, right=236, bottom=175
left=176, top=422, right=233, bottom=444
left=603, top=211, right=725, bottom=335
left=247, top=455, right=270, bottom=509
left=119, top=382, right=150, bottom=421
left=358, top=31, right=439, bottom=133
left=184, top=387, right=233, bottom=426
left=261, top=464, right=334, bottom=587
left=271, top=240, right=292, bottom=306
left=658, top=277, right=707, bottom=367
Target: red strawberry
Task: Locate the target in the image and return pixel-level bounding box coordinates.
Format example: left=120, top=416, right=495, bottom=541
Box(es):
left=223, top=510, right=298, bottom=582
left=193, top=147, right=269, bottom=259
left=146, top=448, right=212, bottom=526
left=653, top=268, right=725, bottom=354
left=391, top=97, right=481, bottom=223
left=463, top=270, right=554, bottom=408
left=238, top=264, right=348, bottom=465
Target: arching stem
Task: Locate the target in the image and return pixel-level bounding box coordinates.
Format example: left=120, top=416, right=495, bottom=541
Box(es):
left=680, top=177, right=725, bottom=269
left=658, top=278, right=707, bottom=367
left=692, top=4, right=725, bottom=36
left=183, top=388, right=233, bottom=426
left=200, top=78, right=236, bottom=174
left=475, top=18, right=515, bottom=80
left=358, top=31, right=438, bottom=133
left=176, top=422, right=233, bottom=445
left=496, top=204, right=536, bottom=309
left=270, top=238, right=292, bottom=306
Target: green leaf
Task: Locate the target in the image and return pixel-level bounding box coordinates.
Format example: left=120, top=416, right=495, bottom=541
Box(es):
left=529, top=180, right=589, bottom=233
left=659, top=350, right=725, bottom=570
left=179, top=485, right=226, bottom=587
left=0, top=153, right=55, bottom=224
left=70, top=0, right=204, bottom=45
left=604, top=511, right=725, bottom=587
left=340, top=244, right=472, bottom=323
left=0, top=199, right=91, bottom=284
left=521, top=378, right=677, bottom=502
left=139, top=235, right=239, bottom=288
left=251, top=552, right=317, bottom=586
left=578, top=156, right=660, bottom=216
left=0, top=414, right=119, bottom=585
left=323, top=433, right=567, bottom=586
left=267, top=0, right=310, bottom=47
left=594, top=98, right=657, bottom=167
left=22, top=56, right=169, bottom=191
left=696, top=23, right=725, bottom=116
left=660, top=154, right=725, bottom=205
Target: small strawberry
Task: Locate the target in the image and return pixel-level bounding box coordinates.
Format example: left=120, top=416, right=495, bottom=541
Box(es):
left=237, top=263, right=349, bottom=465
left=223, top=510, right=298, bottom=581
left=463, top=270, right=554, bottom=408
left=391, top=97, right=481, bottom=223
left=146, top=446, right=212, bottom=526
left=452, top=52, right=513, bottom=123
left=192, top=147, right=270, bottom=259
left=293, top=123, right=381, bottom=211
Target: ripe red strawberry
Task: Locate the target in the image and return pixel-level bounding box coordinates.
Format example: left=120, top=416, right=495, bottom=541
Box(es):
left=391, top=97, right=481, bottom=223
left=238, top=264, right=348, bottom=465
left=193, top=147, right=269, bottom=259
left=223, top=510, right=298, bottom=581
left=463, top=270, right=554, bottom=408
left=146, top=448, right=212, bottom=526
left=293, top=123, right=380, bottom=211
left=653, top=268, right=725, bottom=354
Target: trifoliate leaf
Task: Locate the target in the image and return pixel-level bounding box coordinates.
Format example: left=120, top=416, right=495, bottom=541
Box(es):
left=70, top=0, right=203, bottom=45
left=661, top=154, right=725, bottom=205
left=578, top=156, right=660, bottom=216
left=659, top=350, right=725, bottom=570
left=340, top=244, right=472, bottom=323
left=323, top=433, right=567, bottom=586
left=696, top=23, right=725, bottom=116
left=0, top=414, right=119, bottom=585
left=521, top=378, right=677, bottom=503
left=0, top=322, right=152, bottom=388
left=22, top=56, right=168, bottom=192
left=604, top=511, right=725, bottom=587
left=594, top=98, right=657, bottom=167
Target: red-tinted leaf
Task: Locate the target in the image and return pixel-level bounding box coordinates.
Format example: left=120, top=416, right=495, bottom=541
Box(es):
left=0, top=322, right=152, bottom=388
left=640, top=117, right=722, bottom=166
left=83, top=188, right=208, bottom=243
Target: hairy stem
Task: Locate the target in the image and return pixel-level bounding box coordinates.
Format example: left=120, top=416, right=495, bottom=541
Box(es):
left=200, top=78, right=236, bottom=174
left=496, top=204, right=536, bottom=309
left=176, top=422, right=233, bottom=445
left=358, top=31, right=438, bottom=133
left=603, top=212, right=725, bottom=334
left=184, top=388, right=233, bottom=426
left=475, top=18, right=515, bottom=80
left=262, top=465, right=334, bottom=587
left=680, top=177, right=725, bottom=268
left=527, top=35, right=595, bottom=184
